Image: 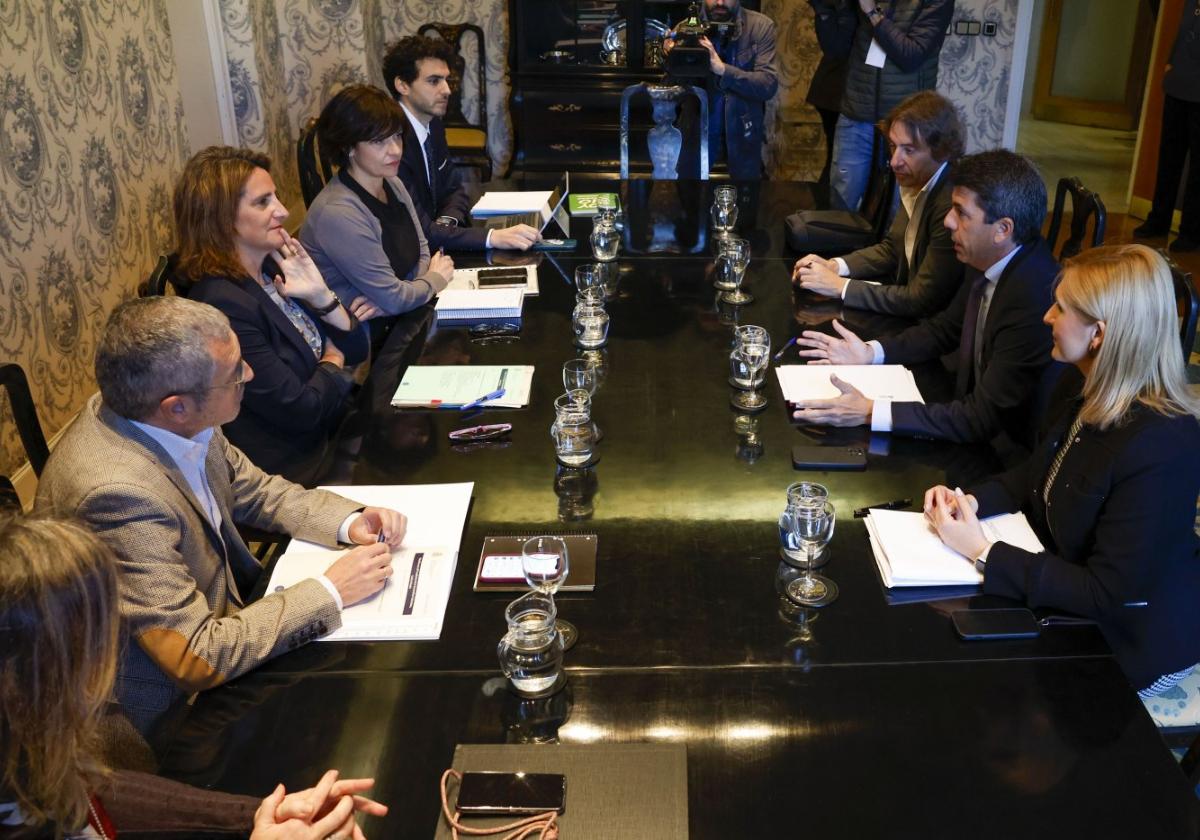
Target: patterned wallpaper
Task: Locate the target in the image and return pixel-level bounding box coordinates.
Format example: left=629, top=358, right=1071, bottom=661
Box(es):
left=0, top=0, right=189, bottom=477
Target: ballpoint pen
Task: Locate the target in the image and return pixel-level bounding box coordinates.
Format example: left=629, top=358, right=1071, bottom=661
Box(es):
left=773, top=336, right=798, bottom=361
left=853, top=498, right=913, bottom=518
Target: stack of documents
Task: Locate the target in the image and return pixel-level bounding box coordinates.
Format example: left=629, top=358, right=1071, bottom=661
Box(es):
left=265, top=483, right=473, bottom=640
left=864, top=507, right=1045, bottom=588
left=434, top=287, right=524, bottom=324
left=776, top=365, right=924, bottom=404
left=391, top=365, right=534, bottom=409
left=470, top=189, right=555, bottom=217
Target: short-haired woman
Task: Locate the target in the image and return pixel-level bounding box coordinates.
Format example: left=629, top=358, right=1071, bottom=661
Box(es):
left=299, top=84, right=454, bottom=341
left=173, top=146, right=367, bottom=485
left=925, top=244, right=1200, bottom=693
left=0, top=513, right=386, bottom=838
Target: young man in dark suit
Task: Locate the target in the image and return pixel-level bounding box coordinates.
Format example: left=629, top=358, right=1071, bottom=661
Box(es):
left=792, top=149, right=1060, bottom=451
left=382, top=36, right=539, bottom=252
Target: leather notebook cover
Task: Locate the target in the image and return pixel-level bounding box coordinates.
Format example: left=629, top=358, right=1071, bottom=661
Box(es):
left=434, top=743, right=688, bottom=840
left=472, top=533, right=597, bottom=592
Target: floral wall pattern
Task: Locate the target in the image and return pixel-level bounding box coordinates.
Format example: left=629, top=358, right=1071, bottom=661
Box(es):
left=0, top=0, right=189, bottom=477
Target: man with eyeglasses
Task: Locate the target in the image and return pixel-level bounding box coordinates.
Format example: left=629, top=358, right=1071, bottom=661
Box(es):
left=36, top=296, right=407, bottom=734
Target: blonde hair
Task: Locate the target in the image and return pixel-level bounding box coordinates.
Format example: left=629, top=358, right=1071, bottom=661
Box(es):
left=0, top=515, right=120, bottom=836
left=1057, top=244, right=1200, bottom=430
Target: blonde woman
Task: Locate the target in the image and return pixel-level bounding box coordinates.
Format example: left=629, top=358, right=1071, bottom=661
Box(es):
left=924, top=244, right=1200, bottom=694
left=0, top=514, right=386, bottom=839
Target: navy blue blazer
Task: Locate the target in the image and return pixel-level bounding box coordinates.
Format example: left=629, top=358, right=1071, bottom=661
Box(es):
left=882, top=237, right=1061, bottom=447
left=397, top=115, right=488, bottom=251
left=971, top=391, right=1200, bottom=691
left=186, top=275, right=368, bottom=482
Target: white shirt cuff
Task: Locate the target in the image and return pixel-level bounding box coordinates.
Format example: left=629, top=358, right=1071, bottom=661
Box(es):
left=975, top=541, right=995, bottom=566
left=839, top=278, right=852, bottom=299
left=316, top=574, right=344, bottom=610
left=834, top=258, right=850, bottom=277
left=484, top=229, right=494, bottom=249
left=337, top=512, right=361, bottom=544
left=870, top=399, right=893, bottom=433
left=867, top=340, right=886, bottom=364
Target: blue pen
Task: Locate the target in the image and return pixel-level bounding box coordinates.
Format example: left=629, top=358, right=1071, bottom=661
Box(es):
left=773, top=336, right=798, bottom=361
left=462, top=387, right=505, bottom=410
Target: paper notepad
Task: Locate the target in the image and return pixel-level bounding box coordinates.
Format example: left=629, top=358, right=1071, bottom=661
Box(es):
left=776, top=365, right=924, bottom=404
left=470, top=189, right=553, bottom=216
left=434, top=287, right=524, bottom=323
left=865, top=508, right=1045, bottom=588
left=391, top=365, right=534, bottom=409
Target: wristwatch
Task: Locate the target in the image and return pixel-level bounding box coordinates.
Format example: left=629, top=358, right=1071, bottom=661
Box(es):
left=868, top=7, right=884, bottom=21
left=973, top=543, right=993, bottom=574
left=311, top=295, right=341, bottom=316
left=436, top=215, right=460, bottom=227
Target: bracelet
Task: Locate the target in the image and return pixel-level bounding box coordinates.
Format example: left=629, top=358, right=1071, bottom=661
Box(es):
left=435, top=215, right=460, bottom=227
left=311, top=295, right=341, bottom=316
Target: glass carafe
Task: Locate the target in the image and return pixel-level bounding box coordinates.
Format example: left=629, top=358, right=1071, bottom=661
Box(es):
left=497, top=590, right=565, bottom=696
left=590, top=216, right=620, bottom=262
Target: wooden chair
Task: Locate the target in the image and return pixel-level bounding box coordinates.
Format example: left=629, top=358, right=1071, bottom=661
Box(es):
left=0, top=363, right=50, bottom=478
left=1164, top=251, right=1199, bottom=362
left=417, top=22, right=492, bottom=180
left=1045, top=176, right=1106, bottom=261
left=138, top=253, right=180, bottom=298
left=297, top=116, right=335, bottom=208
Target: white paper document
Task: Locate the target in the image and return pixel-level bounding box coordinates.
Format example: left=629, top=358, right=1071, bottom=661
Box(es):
left=865, top=508, right=1045, bottom=588
left=434, top=287, right=525, bottom=320
left=267, top=482, right=474, bottom=640
left=446, top=265, right=539, bottom=296
left=391, top=365, right=534, bottom=409
left=470, top=190, right=553, bottom=216
left=775, top=365, right=924, bottom=403
left=865, top=38, right=887, bottom=68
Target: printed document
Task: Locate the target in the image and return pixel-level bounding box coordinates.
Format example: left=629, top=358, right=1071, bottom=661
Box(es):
left=776, top=365, right=924, bottom=403
left=391, top=365, right=534, bottom=409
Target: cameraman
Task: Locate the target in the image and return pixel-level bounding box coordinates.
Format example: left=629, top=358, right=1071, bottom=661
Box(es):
left=664, top=0, right=779, bottom=180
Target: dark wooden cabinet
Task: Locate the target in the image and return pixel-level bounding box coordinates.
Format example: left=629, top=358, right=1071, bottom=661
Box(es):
left=506, top=0, right=759, bottom=176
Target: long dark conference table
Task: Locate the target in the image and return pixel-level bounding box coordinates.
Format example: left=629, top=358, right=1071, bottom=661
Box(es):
left=157, top=179, right=1200, bottom=838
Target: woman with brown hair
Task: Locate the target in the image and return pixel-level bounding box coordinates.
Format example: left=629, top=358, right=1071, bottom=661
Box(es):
left=0, top=513, right=386, bottom=839
left=924, top=244, right=1200, bottom=694
left=173, top=146, right=368, bottom=485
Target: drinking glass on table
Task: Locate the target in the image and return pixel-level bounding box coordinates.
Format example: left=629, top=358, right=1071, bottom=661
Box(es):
left=784, top=499, right=839, bottom=607
left=720, top=237, right=752, bottom=305
left=729, top=327, right=770, bottom=391
left=563, top=358, right=598, bottom=395
left=730, top=341, right=770, bottom=411
left=574, top=264, right=602, bottom=296
left=711, top=185, right=738, bottom=240
left=522, top=535, right=578, bottom=649
left=572, top=303, right=610, bottom=349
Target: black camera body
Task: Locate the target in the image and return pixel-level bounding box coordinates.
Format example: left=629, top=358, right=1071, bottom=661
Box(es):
left=664, top=3, right=737, bottom=79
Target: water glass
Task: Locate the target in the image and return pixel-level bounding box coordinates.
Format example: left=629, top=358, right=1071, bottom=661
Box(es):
left=779, top=482, right=832, bottom=568
left=730, top=341, right=770, bottom=410
left=553, top=416, right=595, bottom=466
left=720, top=237, right=752, bottom=305
left=497, top=589, right=564, bottom=696
left=572, top=303, right=610, bottom=349
left=785, top=500, right=839, bottom=607
left=574, top=264, right=602, bottom=296
left=521, top=536, right=578, bottom=650
left=563, top=358, right=598, bottom=395
left=733, top=324, right=769, bottom=350
left=711, top=185, right=738, bottom=239
left=590, top=217, right=620, bottom=261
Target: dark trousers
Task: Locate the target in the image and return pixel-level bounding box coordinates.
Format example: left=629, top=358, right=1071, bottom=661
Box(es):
left=815, top=105, right=839, bottom=187
left=1147, top=94, right=1200, bottom=238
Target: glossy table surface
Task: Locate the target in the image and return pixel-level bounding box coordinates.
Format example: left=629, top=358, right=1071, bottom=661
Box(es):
left=163, top=181, right=1197, bottom=837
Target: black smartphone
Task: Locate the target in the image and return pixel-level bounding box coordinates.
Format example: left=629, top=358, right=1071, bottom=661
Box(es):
left=476, top=268, right=530, bottom=287
left=951, top=608, right=1040, bottom=641
left=456, top=771, right=566, bottom=815
left=791, top=444, right=867, bottom=471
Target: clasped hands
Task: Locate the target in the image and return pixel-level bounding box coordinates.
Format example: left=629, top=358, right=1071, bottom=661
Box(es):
left=923, top=485, right=991, bottom=562
left=324, top=507, right=408, bottom=607
left=252, top=769, right=387, bottom=840
left=790, top=319, right=873, bottom=426
left=792, top=254, right=847, bottom=298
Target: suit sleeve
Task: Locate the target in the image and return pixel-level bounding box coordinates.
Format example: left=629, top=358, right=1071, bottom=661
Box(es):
left=872, top=0, right=954, bottom=73
left=405, top=178, right=489, bottom=250
left=843, top=201, right=963, bottom=317
left=72, top=481, right=342, bottom=692
left=841, top=205, right=904, bottom=280
left=434, top=134, right=475, bottom=223
left=717, top=19, right=780, bottom=102
left=878, top=270, right=970, bottom=363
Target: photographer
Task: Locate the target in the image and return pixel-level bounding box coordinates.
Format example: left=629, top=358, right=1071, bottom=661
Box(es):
left=664, top=0, right=779, bottom=180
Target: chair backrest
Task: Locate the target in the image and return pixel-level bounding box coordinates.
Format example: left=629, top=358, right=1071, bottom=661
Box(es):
left=0, top=363, right=49, bottom=477
left=0, top=474, right=18, bottom=511
left=297, top=116, right=335, bottom=208
left=858, top=129, right=896, bottom=242
left=417, top=22, right=488, bottom=133
left=138, top=253, right=180, bottom=298
left=620, top=83, right=708, bottom=180
left=1164, top=250, right=1199, bottom=363
left=1046, top=176, right=1107, bottom=261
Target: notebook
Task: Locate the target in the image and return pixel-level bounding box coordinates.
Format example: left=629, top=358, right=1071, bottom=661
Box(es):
left=391, top=365, right=535, bottom=409
left=473, top=533, right=598, bottom=592
left=776, top=364, right=924, bottom=404
left=434, top=287, right=524, bottom=325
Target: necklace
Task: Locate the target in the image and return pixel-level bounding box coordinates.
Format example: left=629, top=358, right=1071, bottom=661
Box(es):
left=87, top=797, right=111, bottom=840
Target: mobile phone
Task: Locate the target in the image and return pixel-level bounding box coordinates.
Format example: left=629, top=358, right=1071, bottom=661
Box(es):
left=951, top=608, right=1040, bottom=641
left=791, top=444, right=867, bottom=471
left=476, top=267, right=530, bottom=287
left=456, top=771, right=566, bottom=815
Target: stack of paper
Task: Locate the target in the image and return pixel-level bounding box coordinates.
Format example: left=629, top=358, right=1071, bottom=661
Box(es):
left=864, top=507, right=1045, bottom=588
left=265, top=482, right=474, bottom=641
left=434, top=287, right=524, bottom=324
left=391, top=365, right=534, bottom=409
left=776, top=365, right=924, bottom=404
left=470, top=189, right=554, bottom=217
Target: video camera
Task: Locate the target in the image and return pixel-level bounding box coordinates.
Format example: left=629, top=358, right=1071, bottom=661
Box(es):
left=663, top=2, right=737, bottom=79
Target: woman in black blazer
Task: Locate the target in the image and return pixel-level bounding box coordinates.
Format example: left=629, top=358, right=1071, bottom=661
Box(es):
left=925, top=244, right=1200, bottom=693
left=173, top=146, right=368, bottom=484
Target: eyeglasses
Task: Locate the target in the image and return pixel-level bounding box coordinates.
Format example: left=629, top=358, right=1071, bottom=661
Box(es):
left=195, top=359, right=249, bottom=392
left=469, top=323, right=522, bottom=344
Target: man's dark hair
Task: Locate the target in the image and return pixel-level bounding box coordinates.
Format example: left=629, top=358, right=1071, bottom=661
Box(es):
left=951, top=149, right=1047, bottom=245
left=315, top=84, right=406, bottom=169
left=879, top=90, right=965, bottom=163
left=382, top=36, right=457, bottom=99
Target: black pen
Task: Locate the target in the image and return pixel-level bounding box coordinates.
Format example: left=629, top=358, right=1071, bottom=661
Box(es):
left=853, top=498, right=912, bottom=518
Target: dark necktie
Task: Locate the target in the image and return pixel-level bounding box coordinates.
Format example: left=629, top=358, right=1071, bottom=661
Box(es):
left=424, top=137, right=437, bottom=200
left=956, top=272, right=990, bottom=398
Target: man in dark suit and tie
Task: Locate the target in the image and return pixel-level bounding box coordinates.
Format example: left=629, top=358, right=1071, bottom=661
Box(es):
left=792, top=149, right=1060, bottom=451
left=382, top=36, right=540, bottom=252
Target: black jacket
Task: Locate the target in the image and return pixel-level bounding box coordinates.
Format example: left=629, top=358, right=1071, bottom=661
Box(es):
left=812, top=0, right=953, bottom=123
left=396, top=115, right=488, bottom=250
left=187, top=275, right=368, bottom=482
left=882, top=237, right=1060, bottom=446
left=971, top=395, right=1200, bottom=691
